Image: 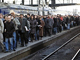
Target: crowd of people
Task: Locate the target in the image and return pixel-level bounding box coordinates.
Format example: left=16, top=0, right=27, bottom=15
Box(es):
left=0, top=13, right=80, bottom=53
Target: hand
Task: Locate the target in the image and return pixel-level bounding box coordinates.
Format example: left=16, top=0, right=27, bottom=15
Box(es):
left=26, top=30, right=29, bottom=31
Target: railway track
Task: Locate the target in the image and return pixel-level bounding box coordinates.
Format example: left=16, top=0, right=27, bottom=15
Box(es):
left=71, top=49, right=80, bottom=60
left=42, top=33, right=80, bottom=60
left=21, top=27, right=80, bottom=60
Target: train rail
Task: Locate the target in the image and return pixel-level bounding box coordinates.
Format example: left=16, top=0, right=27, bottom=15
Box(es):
left=42, top=33, right=80, bottom=60
left=71, top=49, right=80, bottom=60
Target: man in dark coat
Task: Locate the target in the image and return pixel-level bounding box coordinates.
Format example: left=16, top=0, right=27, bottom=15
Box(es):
left=66, top=15, right=71, bottom=30
left=5, top=16, right=15, bottom=52
left=53, top=15, right=57, bottom=34
left=45, top=15, right=54, bottom=36
left=57, top=16, right=62, bottom=32
left=43, top=15, right=47, bottom=37
left=18, top=14, right=29, bottom=47
left=75, top=15, right=79, bottom=26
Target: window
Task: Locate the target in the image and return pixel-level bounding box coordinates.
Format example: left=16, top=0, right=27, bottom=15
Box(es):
left=73, top=0, right=80, bottom=3
left=15, top=0, right=22, bottom=4
left=4, top=0, right=14, bottom=3
left=24, top=0, right=31, bottom=5
left=33, top=0, right=38, bottom=4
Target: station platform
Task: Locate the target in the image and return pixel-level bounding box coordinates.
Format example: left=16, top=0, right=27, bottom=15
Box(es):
left=0, top=26, right=80, bottom=60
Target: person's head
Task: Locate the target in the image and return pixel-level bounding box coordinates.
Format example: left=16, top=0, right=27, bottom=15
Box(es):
left=4, top=16, right=8, bottom=20
left=7, top=16, right=11, bottom=22
left=54, top=15, right=57, bottom=18
left=51, top=15, right=53, bottom=18
left=27, top=13, right=30, bottom=18
left=0, top=13, right=3, bottom=19
left=43, top=15, right=46, bottom=18
left=31, top=15, right=34, bottom=20
left=39, top=17, right=42, bottom=21
left=20, top=14, right=24, bottom=18
left=64, top=15, right=67, bottom=17
left=11, top=12, right=15, bottom=16
left=48, top=15, right=51, bottom=18
left=76, top=15, right=79, bottom=17
left=34, top=15, right=37, bottom=19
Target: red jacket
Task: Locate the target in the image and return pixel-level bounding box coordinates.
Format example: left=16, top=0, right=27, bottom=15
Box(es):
left=60, top=17, right=63, bottom=21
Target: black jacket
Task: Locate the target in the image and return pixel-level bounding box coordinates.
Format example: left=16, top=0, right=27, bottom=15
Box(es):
left=53, top=18, right=57, bottom=27
left=45, top=18, right=54, bottom=28
left=5, top=21, right=15, bottom=38
left=66, top=17, right=71, bottom=24
left=57, top=18, right=61, bottom=27
left=30, top=19, right=37, bottom=34
left=19, top=17, right=29, bottom=33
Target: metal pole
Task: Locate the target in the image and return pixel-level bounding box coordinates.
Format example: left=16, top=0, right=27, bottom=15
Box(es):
left=22, top=0, right=24, bottom=5
left=42, top=0, right=44, bottom=16
left=2, top=0, right=4, bottom=2
left=31, top=0, right=33, bottom=5
left=72, top=0, right=73, bottom=3
left=51, top=0, right=55, bottom=9
left=45, top=0, right=47, bottom=4
left=38, top=0, right=39, bottom=15
left=63, top=0, right=64, bottom=4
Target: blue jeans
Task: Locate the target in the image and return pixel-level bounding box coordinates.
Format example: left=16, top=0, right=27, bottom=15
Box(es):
left=5, top=38, right=13, bottom=51
left=67, top=23, right=70, bottom=29
left=13, top=32, right=17, bottom=49
left=71, top=21, right=74, bottom=27
left=34, top=33, right=37, bottom=41
left=18, top=33, right=21, bottom=43
left=34, top=30, right=39, bottom=41
left=54, top=27, right=57, bottom=34
left=62, top=26, right=63, bottom=31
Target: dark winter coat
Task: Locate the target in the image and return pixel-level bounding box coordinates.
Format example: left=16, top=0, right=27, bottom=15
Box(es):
left=53, top=18, right=57, bottom=27
left=57, top=18, right=61, bottom=27
left=30, top=19, right=37, bottom=34
left=66, top=17, right=71, bottom=24
left=75, top=17, right=79, bottom=25
left=5, top=21, right=15, bottom=38
left=36, top=18, right=41, bottom=30
left=18, top=17, right=29, bottom=33
left=45, top=18, right=54, bottom=29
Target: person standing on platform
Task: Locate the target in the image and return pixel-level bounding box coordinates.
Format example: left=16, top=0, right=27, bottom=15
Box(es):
left=26, top=14, right=31, bottom=41
left=66, top=15, right=71, bottom=30
left=0, top=13, right=5, bottom=52
left=3, top=16, right=8, bottom=46
left=53, top=15, right=58, bottom=34
left=13, top=15, right=20, bottom=50
left=38, top=17, right=45, bottom=40
left=57, top=16, right=62, bottom=33
left=43, top=15, right=47, bottom=37
left=30, top=15, right=37, bottom=42
left=36, top=16, right=40, bottom=40
left=5, top=16, right=15, bottom=52
left=45, top=15, right=54, bottom=36
left=18, top=14, right=29, bottom=47
left=75, top=15, right=79, bottom=26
